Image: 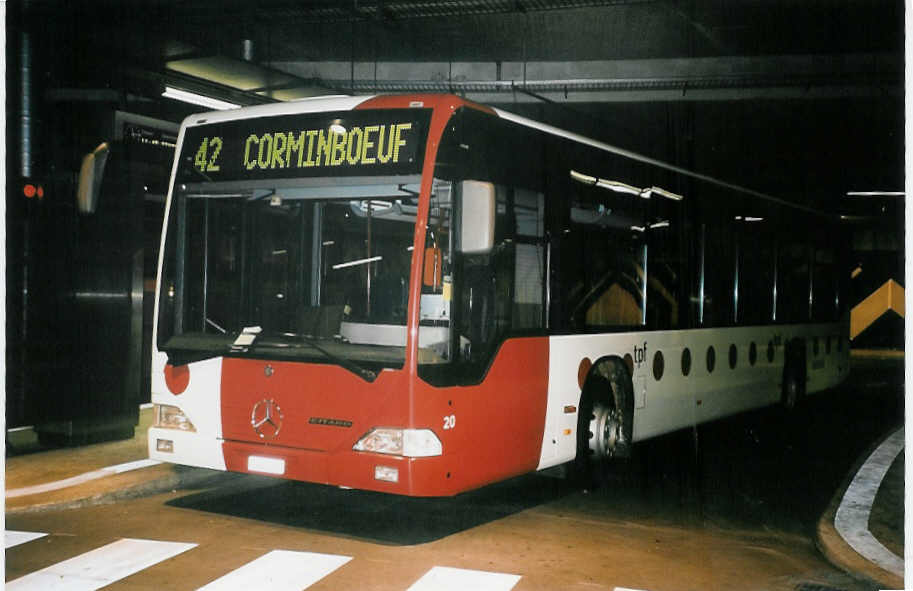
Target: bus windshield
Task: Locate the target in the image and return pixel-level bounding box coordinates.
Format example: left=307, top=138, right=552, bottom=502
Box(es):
left=156, top=177, right=425, bottom=371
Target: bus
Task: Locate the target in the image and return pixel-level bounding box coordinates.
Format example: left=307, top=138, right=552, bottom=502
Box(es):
left=148, top=94, right=849, bottom=496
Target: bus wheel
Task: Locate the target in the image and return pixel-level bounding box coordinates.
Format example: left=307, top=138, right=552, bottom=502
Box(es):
left=781, top=339, right=806, bottom=410
left=574, top=358, right=633, bottom=487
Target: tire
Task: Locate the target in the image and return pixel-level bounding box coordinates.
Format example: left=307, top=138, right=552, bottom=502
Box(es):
left=573, top=357, right=634, bottom=488
left=781, top=339, right=806, bottom=410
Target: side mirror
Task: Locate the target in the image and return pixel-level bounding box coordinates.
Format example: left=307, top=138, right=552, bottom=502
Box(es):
left=459, top=180, right=495, bottom=254
left=76, top=142, right=110, bottom=214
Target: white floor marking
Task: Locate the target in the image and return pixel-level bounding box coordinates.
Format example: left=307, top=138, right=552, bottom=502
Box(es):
left=6, top=470, right=112, bottom=498
left=6, top=459, right=162, bottom=498
left=6, top=538, right=197, bottom=590
left=197, top=550, right=352, bottom=591
left=5, top=531, right=48, bottom=549
left=104, top=458, right=161, bottom=474
left=834, top=426, right=904, bottom=577
left=407, top=566, right=521, bottom=591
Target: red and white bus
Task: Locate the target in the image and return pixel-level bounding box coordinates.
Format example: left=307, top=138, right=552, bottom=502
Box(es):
left=149, top=94, right=849, bottom=496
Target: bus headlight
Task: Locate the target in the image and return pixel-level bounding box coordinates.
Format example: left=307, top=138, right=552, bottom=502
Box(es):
left=353, top=427, right=442, bottom=457
left=153, top=404, right=197, bottom=432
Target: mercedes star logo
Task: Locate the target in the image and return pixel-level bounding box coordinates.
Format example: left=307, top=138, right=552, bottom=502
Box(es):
left=250, top=398, right=284, bottom=439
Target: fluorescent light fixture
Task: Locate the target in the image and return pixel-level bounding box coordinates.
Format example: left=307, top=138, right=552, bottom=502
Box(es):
left=643, top=186, right=684, bottom=201
left=597, top=179, right=642, bottom=197
left=570, top=170, right=684, bottom=201
left=162, top=86, right=239, bottom=110
left=332, top=255, right=383, bottom=270
left=570, top=170, right=597, bottom=184
left=845, top=191, right=904, bottom=197
left=356, top=200, right=394, bottom=213
left=649, top=220, right=670, bottom=229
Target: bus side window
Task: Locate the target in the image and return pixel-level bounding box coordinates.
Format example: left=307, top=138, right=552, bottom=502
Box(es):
left=777, top=240, right=811, bottom=323
left=737, top=229, right=775, bottom=326
left=457, top=185, right=543, bottom=364
left=646, top=193, right=684, bottom=330
left=511, top=188, right=546, bottom=330
left=701, top=220, right=734, bottom=327
left=811, top=246, right=837, bottom=321
left=561, top=177, right=647, bottom=330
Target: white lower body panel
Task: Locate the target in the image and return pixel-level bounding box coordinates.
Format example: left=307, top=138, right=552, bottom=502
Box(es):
left=537, top=323, right=848, bottom=470
left=148, top=427, right=226, bottom=471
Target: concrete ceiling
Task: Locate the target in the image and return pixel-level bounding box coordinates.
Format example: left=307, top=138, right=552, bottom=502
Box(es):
left=11, top=0, right=905, bottom=209
left=22, top=0, right=903, bottom=105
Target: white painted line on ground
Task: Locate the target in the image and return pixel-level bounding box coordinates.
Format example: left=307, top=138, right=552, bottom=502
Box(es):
left=197, top=550, right=352, bottom=591
left=105, top=458, right=161, bottom=474
left=5, top=531, right=48, bottom=549
left=834, top=426, right=904, bottom=577
left=6, top=538, right=197, bottom=590
left=7, top=459, right=162, bottom=498
left=6, top=470, right=112, bottom=498
left=407, top=566, right=522, bottom=591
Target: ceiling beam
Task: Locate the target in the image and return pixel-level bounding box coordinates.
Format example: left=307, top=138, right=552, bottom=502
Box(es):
left=270, top=53, right=900, bottom=102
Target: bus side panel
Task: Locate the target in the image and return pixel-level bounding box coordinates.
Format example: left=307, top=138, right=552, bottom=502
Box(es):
left=410, top=336, right=549, bottom=495
left=795, top=323, right=851, bottom=394
left=536, top=323, right=850, bottom=470
left=538, top=332, right=698, bottom=470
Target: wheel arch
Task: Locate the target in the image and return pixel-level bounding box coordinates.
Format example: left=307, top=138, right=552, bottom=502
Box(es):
left=781, top=337, right=808, bottom=407
left=577, top=354, right=634, bottom=462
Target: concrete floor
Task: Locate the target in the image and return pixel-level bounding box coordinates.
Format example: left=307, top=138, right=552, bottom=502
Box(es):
left=6, top=475, right=871, bottom=591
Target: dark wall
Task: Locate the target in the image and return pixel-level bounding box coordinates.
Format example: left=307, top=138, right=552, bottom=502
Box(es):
left=6, top=5, right=179, bottom=432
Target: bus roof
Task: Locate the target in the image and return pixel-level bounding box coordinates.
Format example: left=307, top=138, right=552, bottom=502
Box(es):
left=178, top=93, right=824, bottom=216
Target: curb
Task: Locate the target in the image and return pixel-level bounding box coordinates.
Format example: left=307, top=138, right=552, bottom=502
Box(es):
left=5, top=465, right=225, bottom=515
left=815, top=427, right=904, bottom=591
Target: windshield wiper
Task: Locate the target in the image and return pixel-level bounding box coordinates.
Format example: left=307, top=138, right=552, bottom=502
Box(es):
left=165, top=349, right=223, bottom=367
left=163, top=332, right=377, bottom=382
left=280, top=333, right=377, bottom=382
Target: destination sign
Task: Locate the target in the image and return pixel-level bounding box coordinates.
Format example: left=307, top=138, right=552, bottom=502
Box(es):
left=176, top=109, right=431, bottom=183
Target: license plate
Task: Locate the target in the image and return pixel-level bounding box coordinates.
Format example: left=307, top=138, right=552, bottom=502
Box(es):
left=247, top=455, right=285, bottom=475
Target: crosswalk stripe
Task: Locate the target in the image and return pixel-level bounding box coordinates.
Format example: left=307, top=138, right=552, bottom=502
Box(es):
left=6, top=538, right=197, bottom=591
left=5, top=531, right=48, bottom=549
left=406, top=566, right=521, bottom=591
left=197, top=550, right=352, bottom=591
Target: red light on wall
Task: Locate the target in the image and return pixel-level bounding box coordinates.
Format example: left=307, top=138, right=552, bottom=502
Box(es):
left=23, top=183, right=44, bottom=200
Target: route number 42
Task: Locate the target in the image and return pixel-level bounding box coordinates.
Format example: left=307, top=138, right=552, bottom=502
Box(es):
left=194, top=137, right=223, bottom=173
left=443, top=414, right=456, bottom=430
